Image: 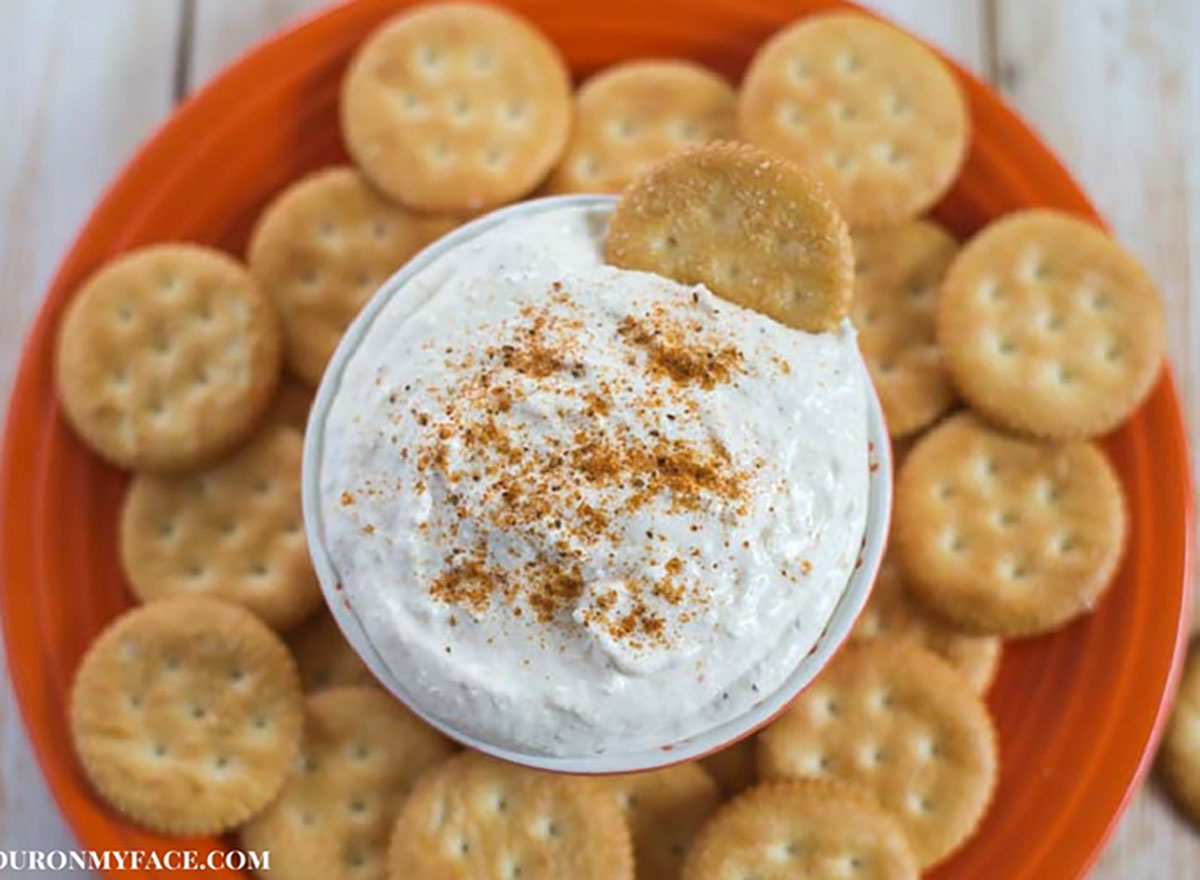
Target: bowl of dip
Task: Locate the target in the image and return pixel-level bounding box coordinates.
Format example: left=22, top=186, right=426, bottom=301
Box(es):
left=302, top=194, right=891, bottom=773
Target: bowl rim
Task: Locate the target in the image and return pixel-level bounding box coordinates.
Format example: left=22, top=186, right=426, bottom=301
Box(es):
left=300, top=193, right=893, bottom=773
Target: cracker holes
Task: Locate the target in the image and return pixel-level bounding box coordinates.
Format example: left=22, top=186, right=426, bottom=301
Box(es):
left=876, top=142, right=903, bottom=167
left=163, top=655, right=182, bottom=672
left=352, top=741, right=371, bottom=761
left=349, top=798, right=368, bottom=816
left=471, top=47, right=494, bottom=73
left=831, top=101, right=857, bottom=122
left=229, top=667, right=246, bottom=685
left=1051, top=532, right=1077, bottom=555
left=1001, top=559, right=1031, bottom=582
left=1102, top=340, right=1123, bottom=364
left=399, top=92, right=424, bottom=115
left=187, top=562, right=206, bottom=579
left=151, top=742, right=169, bottom=759
left=609, top=118, right=637, bottom=142
left=299, top=811, right=316, bottom=827
left=189, top=704, right=207, bottom=721
left=250, top=561, right=269, bottom=578
left=1089, top=291, right=1111, bottom=312
left=804, top=752, right=831, bottom=774
left=990, top=509, right=1018, bottom=529
left=500, top=857, right=524, bottom=879
left=884, top=92, right=909, bottom=117
left=115, top=303, right=136, bottom=324
left=977, top=278, right=1002, bottom=304
left=487, top=788, right=510, bottom=812
left=1035, top=480, right=1063, bottom=506
left=868, top=689, right=894, bottom=712
left=370, top=219, right=391, bottom=240
left=670, top=119, right=700, bottom=142
left=1038, top=311, right=1065, bottom=333
left=860, top=743, right=886, bottom=767
left=788, top=58, right=812, bottom=83
left=449, top=94, right=472, bottom=121
left=617, top=791, right=636, bottom=811
left=826, top=151, right=854, bottom=172
left=575, top=155, right=601, bottom=179
left=111, top=367, right=129, bottom=389
left=530, top=815, right=560, bottom=840
left=776, top=102, right=806, bottom=129
left=429, top=141, right=452, bottom=164
left=504, top=100, right=529, bottom=126
left=299, top=266, right=321, bottom=286
left=835, top=51, right=863, bottom=75
left=345, top=852, right=366, bottom=869
left=907, top=793, right=936, bottom=816
left=415, top=45, right=443, bottom=74
left=254, top=478, right=274, bottom=496
left=913, top=735, right=940, bottom=761
left=942, top=530, right=967, bottom=555
left=212, top=755, right=230, bottom=773
left=996, top=337, right=1018, bottom=356
left=159, top=520, right=176, bottom=539
left=317, top=219, right=337, bottom=241
left=152, top=336, right=172, bottom=356
left=1051, top=363, right=1075, bottom=386
left=768, top=841, right=800, bottom=862
left=449, top=835, right=471, bottom=858
left=483, top=147, right=508, bottom=170
left=219, top=519, right=238, bottom=538
left=128, top=693, right=144, bottom=710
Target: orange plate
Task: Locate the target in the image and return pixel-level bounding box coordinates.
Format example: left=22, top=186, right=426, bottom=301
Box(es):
left=0, top=1, right=1193, bottom=877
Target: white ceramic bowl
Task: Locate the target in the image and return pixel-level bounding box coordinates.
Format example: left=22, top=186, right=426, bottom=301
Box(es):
left=302, top=194, right=892, bottom=774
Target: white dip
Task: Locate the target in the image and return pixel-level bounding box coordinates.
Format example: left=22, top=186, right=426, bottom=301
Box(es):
left=318, top=202, right=869, bottom=756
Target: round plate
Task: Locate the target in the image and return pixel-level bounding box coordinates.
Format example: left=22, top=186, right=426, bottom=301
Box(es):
left=0, top=1, right=1192, bottom=877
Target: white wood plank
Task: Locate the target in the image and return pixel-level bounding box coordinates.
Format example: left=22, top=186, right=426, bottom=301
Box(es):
left=990, top=0, right=1200, bottom=876
left=863, top=0, right=988, bottom=75
left=0, top=0, right=183, bottom=868
left=189, top=0, right=332, bottom=91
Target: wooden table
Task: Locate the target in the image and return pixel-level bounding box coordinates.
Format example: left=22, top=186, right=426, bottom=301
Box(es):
left=1, top=1, right=1196, bottom=875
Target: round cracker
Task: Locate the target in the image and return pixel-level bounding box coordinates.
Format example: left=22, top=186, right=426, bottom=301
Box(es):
left=757, top=640, right=997, bottom=869
left=69, top=597, right=302, bottom=835
left=852, top=221, right=959, bottom=436
left=247, top=167, right=458, bottom=386
left=893, top=412, right=1126, bottom=636
left=853, top=555, right=1001, bottom=693
left=55, top=244, right=281, bottom=472
left=605, top=141, right=853, bottom=333
left=389, top=751, right=633, bottom=879
left=738, top=12, right=968, bottom=228
left=602, top=763, right=721, bottom=880
left=700, top=735, right=758, bottom=797
left=1161, top=644, right=1200, bottom=826
left=546, top=60, right=736, bottom=195
left=341, top=3, right=571, bottom=213
left=937, top=209, right=1166, bottom=439
left=682, top=780, right=918, bottom=880
left=240, top=687, right=454, bottom=880
left=120, top=424, right=320, bottom=631
left=287, top=610, right=376, bottom=692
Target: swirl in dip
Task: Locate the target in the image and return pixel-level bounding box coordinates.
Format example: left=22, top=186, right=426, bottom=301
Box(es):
left=317, top=201, right=869, bottom=756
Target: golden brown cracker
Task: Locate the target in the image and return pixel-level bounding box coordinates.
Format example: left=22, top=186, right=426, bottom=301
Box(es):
left=56, top=244, right=281, bottom=472
left=738, top=12, right=968, bottom=228
left=388, top=751, right=633, bottom=879
left=682, top=779, right=918, bottom=880
left=893, top=412, right=1126, bottom=636
left=120, top=423, right=320, bottom=631
left=240, top=686, right=455, bottom=879
left=247, top=167, right=457, bottom=386
left=1161, top=644, right=1200, bottom=826
left=341, top=3, right=571, bottom=213
left=547, top=60, right=736, bottom=194
left=69, top=597, right=302, bottom=835
left=937, top=209, right=1166, bottom=439
left=700, top=735, right=758, bottom=797
left=605, top=141, right=853, bottom=333
left=852, top=221, right=959, bottom=436
left=758, top=640, right=996, bottom=869
left=602, top=763, right=721, bottom=880
left=852, top=555, right=1001, bottom=693
left=287, top=610, right=376, bottom=692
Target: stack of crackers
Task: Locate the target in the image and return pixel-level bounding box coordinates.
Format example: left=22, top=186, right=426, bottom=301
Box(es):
left=50, top=3, right=1172, bottom=879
